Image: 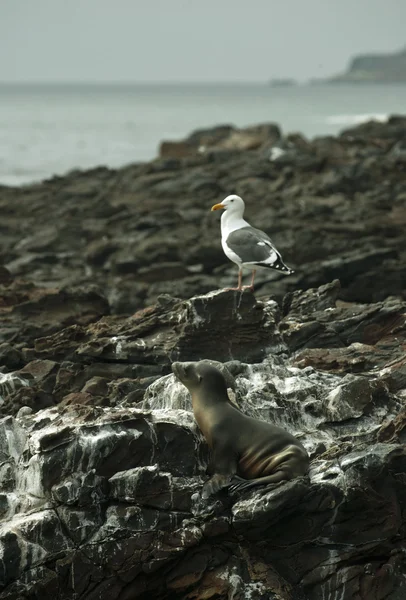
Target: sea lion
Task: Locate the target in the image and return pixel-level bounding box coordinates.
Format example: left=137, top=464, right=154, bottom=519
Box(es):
left=172, top=361, right=309, bottom=499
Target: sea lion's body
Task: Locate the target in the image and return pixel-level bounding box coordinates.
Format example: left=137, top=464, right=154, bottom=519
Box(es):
left=172, top=361, right=309, bottom=498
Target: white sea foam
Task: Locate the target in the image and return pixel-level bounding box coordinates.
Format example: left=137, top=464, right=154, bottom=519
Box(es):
left=325, top=113, right=388, bottom=126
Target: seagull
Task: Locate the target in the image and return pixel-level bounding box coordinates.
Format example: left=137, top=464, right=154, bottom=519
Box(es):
left=211, top=194, right=294, bottom=291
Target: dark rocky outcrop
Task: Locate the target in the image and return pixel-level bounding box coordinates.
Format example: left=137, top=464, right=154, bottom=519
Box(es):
left=0, top=119, right=406, bottom=599
left=1, top=116, right=405, bottom=313
left=0, top=281, right=406, bottom=599
left=160, top=123, right=282, bottom=158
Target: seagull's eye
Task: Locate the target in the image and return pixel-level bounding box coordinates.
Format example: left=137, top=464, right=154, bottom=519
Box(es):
left=231, top=199, right=234, bottom=203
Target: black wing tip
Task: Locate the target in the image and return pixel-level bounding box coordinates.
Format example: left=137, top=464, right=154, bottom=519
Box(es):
left=255, top=262, right=295, bottom=275
left=272, top=260, right=295, bottom=274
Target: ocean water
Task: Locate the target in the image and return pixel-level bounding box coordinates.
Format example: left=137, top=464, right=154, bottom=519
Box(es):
left=0, top=82, right=405, bottom=186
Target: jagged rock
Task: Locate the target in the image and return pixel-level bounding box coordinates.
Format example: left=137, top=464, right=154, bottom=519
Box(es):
left=0, top=359, right=405, bottom=599
left=0, top=280, right=109, bottom=345
left=60, top=391, right=105, bottom=406
left=282, top=278, right=341, bottom=317
left=281, top=284, right=406, bottom=361
left=0, top=282, right=405, bottom=598
left=1, top=117, right=406, bottom=598
left=325, top=375, right=386, bottom=421
left=0, top=291, right=281, bottom=415
left=0, top=266, right=12, bottom=285
left=160, top=123, right=281, bottom=158
left=0, top=372, right=30, bottom=404
left=27, top=290, right=282, bottom=381
left=1, top=119, right=406, bottom=309
left=378, top=408, right=406, bottom=443
left=0, top=343, right=22, bottom=370
left=17, top=359, right=59, bottom=390
left=84, top=238, right=118, bottom=267
left=81, top=376, right=109, bottom=396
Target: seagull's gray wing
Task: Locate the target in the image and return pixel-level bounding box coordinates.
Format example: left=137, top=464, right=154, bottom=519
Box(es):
left=226, top=226, right=278, bottom=264
left=226, top=226, right=293, bottom=273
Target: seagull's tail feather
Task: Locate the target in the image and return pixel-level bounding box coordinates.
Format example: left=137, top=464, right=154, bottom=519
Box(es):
left=254, top=260, right=295, bottom=275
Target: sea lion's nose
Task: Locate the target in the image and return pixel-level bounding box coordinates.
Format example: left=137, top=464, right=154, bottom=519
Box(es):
left=171, top=361, right=184, bottom=378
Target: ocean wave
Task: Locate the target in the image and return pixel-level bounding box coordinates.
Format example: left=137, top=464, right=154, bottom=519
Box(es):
left=0, top=173, right=45, bottom=187
left=325, top=113, right=388, bottom=126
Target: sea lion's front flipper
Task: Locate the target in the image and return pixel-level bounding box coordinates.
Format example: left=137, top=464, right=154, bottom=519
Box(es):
left=228, top=471, right=289, bottom=494
left=201, top=473, right=232, bottom=499
left=202, top=443, right=238, bottom=499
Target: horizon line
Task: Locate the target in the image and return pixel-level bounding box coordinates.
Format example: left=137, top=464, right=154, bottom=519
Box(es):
left=0, top=79, right=305, bottom=86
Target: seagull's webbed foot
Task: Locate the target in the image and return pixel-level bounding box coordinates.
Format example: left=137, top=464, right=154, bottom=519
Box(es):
left=227, top=269, right=244, bottom=292
left=243, top=269, right=256, bottom=292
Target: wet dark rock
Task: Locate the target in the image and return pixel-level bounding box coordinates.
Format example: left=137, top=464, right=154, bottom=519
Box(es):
left=137, top=262, right=189, bottom=283
left=17, top=359, right=59, bottom=390
left=0, top=266, right=12, bottom=285
left=84, top=238, right=118, bottom=267
left=81, top=375, right=110, bottom=396
left=160, top=122, right=281, bottom=158
left=0, top=372, right=30, bottom=404
left=282, top=278, right=341, bottom=317
left=325, top=374, right=384, bottom=421
left=0, top=282, right=405, bottom=598
left=25, top=290, right=280, bottom=379
left=0, top=343, right=22, bottom=370
left=183, top=243, right=225, bottom=273
left=0, top=280, right=109, bottom=346
left=1, top=119, right=405, bottom=309
left=60, top=391, right=107, bottom=407
left=1, top=117, right=406, bottom=598
left=281, top=285, right=406, bottom=361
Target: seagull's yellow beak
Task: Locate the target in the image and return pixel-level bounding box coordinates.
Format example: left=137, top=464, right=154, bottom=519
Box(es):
left=211, top=203, right=225, bottom=211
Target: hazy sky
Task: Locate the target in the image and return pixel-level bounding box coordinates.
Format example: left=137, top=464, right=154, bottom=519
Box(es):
left=1, top=0, right=405, bottom=83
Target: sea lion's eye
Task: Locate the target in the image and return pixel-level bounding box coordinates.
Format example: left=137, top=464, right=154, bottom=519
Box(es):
left=197, top=375, right=202, bottom=383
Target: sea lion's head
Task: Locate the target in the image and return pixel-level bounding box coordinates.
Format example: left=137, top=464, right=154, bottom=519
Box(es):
left=172, top=361, right=200, bottom=388
left=172, top=361, right=228, bottom=396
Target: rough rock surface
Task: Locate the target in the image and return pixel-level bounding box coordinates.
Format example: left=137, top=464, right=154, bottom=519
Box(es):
left=0, top=280, right=406, bottom=599
left=0, top=119, right=406, bottom=599
left=1, top=117, right=405, bottom=313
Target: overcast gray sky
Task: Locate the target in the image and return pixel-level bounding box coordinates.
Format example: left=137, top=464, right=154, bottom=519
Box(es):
left=1, top=0, right=405, bottom=83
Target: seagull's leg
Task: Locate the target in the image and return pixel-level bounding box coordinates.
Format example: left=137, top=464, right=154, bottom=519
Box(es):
left=224, top=268, right=243, bottom=292
left=251, top=269, right=256, bottom=290
left=242, top=269, right=256, bottom=291
left=237, top=268, right=242, bottom=290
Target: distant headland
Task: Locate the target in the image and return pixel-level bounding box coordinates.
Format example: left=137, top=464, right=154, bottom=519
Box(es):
left=317, top=46, right=406, bottom=84
left=275, top=46, right=406, bottom=85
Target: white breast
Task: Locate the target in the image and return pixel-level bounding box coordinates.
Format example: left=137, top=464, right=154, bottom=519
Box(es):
left=222, top=237, right=242, bottom=266
left=220, top=210, right=249, bottom=239
left=219, top=208, right=250, bottom=268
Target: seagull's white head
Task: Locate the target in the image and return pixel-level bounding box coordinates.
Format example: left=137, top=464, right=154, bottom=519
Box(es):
left=211, top=194, right=245, bottom=216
